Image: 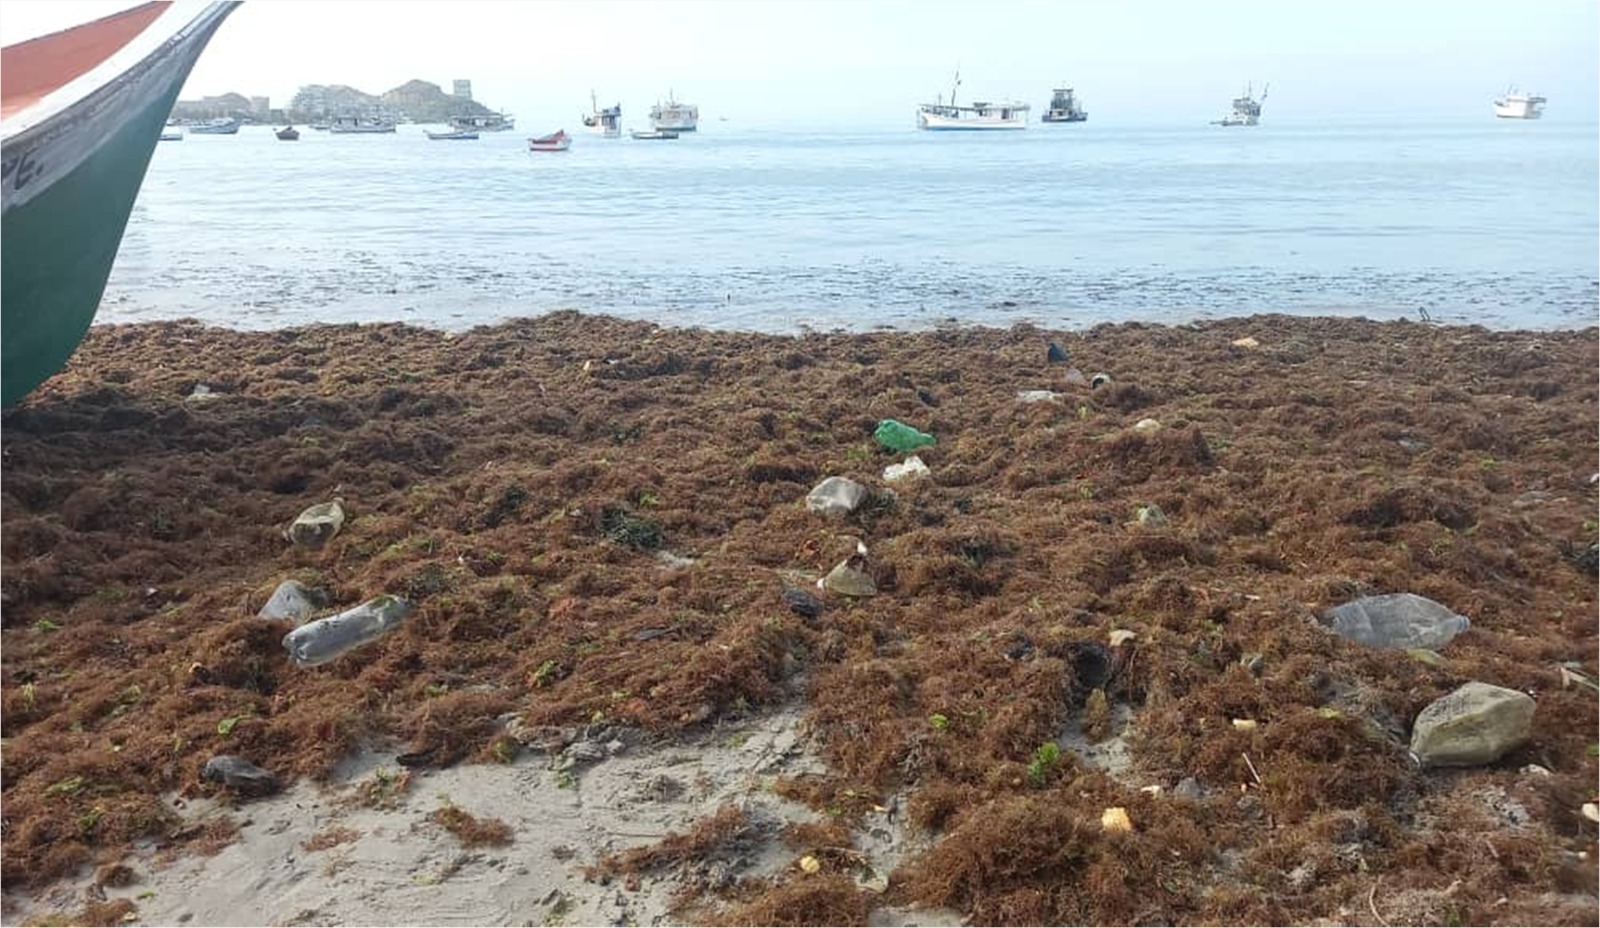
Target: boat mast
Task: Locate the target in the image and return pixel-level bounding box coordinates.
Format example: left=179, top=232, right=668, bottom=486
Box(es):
left=950, top=69, right=961, bottom=108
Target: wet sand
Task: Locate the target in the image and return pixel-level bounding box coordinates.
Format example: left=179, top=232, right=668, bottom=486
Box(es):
left=2, top=311, right=1596, bottom=926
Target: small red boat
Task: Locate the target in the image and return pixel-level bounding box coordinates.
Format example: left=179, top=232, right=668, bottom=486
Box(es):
left=527, top=129, right=571, bottom=152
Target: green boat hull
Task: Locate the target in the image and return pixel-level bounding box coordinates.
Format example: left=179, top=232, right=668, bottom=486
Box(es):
left=1, top=88, right=180, bottom=408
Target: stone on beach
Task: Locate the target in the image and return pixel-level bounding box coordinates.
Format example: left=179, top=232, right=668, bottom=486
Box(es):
left=201, top=755, right=281, bottom=797
left=805, top=476, right=870, bottom=517
left=257, top=579, right=327, bottom=623
left=1410, top=681, right=1536, bottom=768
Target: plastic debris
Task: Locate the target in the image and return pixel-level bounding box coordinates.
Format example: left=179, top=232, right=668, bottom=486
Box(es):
left=282, top=594, right=412, bottom=666
left=874, top=419, right=936, bottom=453
left=284, top=498, right=346, bottom=550
left=1322, top=593, right=1470, bottom=651
left=883, top=455, right=931, bottom=482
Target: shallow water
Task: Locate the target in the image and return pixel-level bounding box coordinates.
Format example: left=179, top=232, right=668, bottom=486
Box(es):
left=104, top=119, right=1599, bottom=333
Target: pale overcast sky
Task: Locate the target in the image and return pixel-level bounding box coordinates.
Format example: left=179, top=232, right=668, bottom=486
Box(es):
left=2, top=0, right=1596, bottom=127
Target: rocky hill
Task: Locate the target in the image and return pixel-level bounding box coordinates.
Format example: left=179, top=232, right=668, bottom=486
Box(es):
left=285, top=79, right=498, bottom=123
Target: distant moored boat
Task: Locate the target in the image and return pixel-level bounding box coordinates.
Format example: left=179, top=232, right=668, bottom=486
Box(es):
left=275, top=125, right=299, bottom=140
left=189, top=115, right=240, bottom=134
left=1041, top=86, right=1087, bottom=123
left=1, top=0, right=241, bottom=406
left=917, top=70, right=1029, bottom=130
left=528, top=130, right=572, bottom=151
left=1493, top=86, right=1546, bottom=119
left=1213, top=82, right=1268, bottom=126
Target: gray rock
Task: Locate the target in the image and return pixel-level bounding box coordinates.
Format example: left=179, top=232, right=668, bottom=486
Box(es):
left=257, top=580, right=327, bottom=623
left=1322, top=592, right=1470, bottom=650
left=201, top=755, right=281, bottom=797
left=823, top=558, right=877, bottom=597
left=1173, top=777, right=1205, bottom=801
left=805, top=477, right=869, bottom=517
left=1410, top=681, right=1536, bottom=768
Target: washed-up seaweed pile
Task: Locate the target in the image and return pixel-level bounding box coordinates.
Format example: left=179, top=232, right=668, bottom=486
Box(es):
left=2, top=311, right=1596, bottom=925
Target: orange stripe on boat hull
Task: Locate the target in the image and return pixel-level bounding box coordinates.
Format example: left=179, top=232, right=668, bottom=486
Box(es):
left=1, top=2, right=170, bottom=119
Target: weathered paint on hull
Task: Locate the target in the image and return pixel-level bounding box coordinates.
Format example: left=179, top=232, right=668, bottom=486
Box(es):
left=1, top=86, right=178, bottom=407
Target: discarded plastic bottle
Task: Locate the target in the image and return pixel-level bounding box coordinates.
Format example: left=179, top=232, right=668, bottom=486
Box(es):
left=282, top=594, right=412, bottom=666
left=874, top=419, right=936, bottom=454
left=284, top=498, right=346, bottom=550
left=1321, top=592, right=1470, bottom=651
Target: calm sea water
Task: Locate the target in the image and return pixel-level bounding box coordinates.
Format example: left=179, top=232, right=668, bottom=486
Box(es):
left=103, top=120, right=1599, bottom=333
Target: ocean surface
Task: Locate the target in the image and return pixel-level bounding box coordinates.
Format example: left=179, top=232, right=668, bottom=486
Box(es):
left=102, top=119, right=1599, bottom=334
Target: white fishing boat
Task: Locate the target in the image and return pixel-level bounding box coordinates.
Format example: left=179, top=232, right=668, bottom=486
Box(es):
left=450, top=111, right=515, bottom=132
left=1213, top=82, right=1268, bottom=126
left=2, top=0, right=240, bottom=406
left=630, top=129, right=679, bottom=141
left=426, top=129, right=478, bottom=141
left=188, top=115, right=239, bottom=134
left=917, top=71, right=1028, bottom=130
left=329, top=114, right=397, bottom=134
left=159, top=130, right=184, bottom=141
left=1493, top=87, right=1546, bottom=119
left=649, top=91, right=698, bottom=132
left=581, top=91, right=622, bottom=137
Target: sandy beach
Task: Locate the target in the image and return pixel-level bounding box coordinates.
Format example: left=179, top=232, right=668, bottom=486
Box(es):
left=2, top=311, right=1596, bottom=926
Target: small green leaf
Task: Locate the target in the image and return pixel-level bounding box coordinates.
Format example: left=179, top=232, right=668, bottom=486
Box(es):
left=46, top=775, right=84, bottom=795
left=33, top=618, right=62, bottom=632
left=217, top=715, right=243, bottom=736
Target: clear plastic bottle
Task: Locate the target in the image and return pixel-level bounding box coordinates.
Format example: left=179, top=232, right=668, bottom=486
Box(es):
left=282, top=594, right=411, bottom=666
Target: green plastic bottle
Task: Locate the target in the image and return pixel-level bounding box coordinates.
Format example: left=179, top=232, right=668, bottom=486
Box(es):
left=874, top=419, right=936, bottom=453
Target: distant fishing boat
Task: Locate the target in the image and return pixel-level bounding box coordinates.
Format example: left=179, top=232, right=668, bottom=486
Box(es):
left=159, top=130, right=184, bottom=141
left=329, top=114, right=396, bottom=134
left=1041, top=86, right=1087, bottom=123
left=1213, top=82, right=1268, bottom=126
left=1, top=0, right=241, bottom=407
left=275, top=125, right=299, bottom=141
left=649, top=91, right=698, bottom=132
left=450, top=111, right=515, bottom=132
left=917, top=71, right=1029, bottom=130
left=630, top=128, right=679, bottom=140
left=528, top=129, right=571, bottom=151
left=581, top=91, right=621, bottom=137
left=426, top=129, right=478, bottom=140
left=1493, top=86, right=1546, bottom=119
left=189, top=115, right=240, bottom=134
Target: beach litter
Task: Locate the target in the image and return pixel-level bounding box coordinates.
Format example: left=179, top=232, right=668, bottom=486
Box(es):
left=282, top=594, right=412, bottom=666
left=874, top=419, right=935, bottom=453
left=1321, top=592, right=1471, bottom=651
left=883, top=455, right=930, bottom=482
left=284, top=498, right=346, bottom=550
